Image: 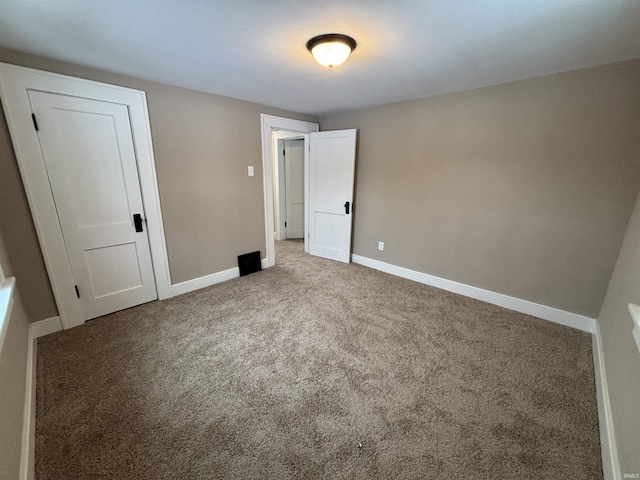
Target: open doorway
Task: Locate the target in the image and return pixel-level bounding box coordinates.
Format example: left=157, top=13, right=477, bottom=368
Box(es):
left=260, top=115, right=319, bottom=267
left=260, top=115, right=357, bottom=268
left=273, top=132, right=304, bottom=242
left=272, top=132, right=305, bottom=265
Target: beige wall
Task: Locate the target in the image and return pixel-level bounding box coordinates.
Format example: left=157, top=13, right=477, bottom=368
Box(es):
left=598, top=192, right=640, bottom=475
left=0, top=48, right=317, bottom=322
left=0, top=232, right=31, bottom=480
left=0, top=100, right=55, bottom=320
left=0, top=296, right=30, bottom=480
left=321, top=59, right=640, bottom=318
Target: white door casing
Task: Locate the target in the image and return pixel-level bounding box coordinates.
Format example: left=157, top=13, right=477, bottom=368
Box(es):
left=308, top=129, right=357, bottom=263
left=276, top=139, right=287, bottom=240
left=284, top=138, right=304, bottom=239
left=28, top=91, right=157, bottom=320
left=0, top=63, right=172, bottom=329
left=272, top=131, right=302, bottom=241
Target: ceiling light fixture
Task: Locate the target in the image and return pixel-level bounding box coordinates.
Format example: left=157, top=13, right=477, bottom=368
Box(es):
left=306, top=34, right=357, bottom=68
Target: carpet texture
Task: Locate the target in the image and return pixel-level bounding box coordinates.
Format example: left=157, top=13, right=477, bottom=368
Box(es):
left=36, top=240, right=602, bottom=479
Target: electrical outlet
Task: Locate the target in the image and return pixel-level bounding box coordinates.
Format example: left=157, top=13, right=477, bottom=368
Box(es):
left=378, top=241, right=384, bottom=251
left=248, top=166, right=254, bottom=176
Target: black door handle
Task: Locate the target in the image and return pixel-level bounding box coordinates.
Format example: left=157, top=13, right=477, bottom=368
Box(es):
left=133, top=214, right=144, bottom=232
left=344, top=201, right=350, bottom=215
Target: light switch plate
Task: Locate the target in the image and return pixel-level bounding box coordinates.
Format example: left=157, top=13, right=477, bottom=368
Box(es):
left=248, top=166, right=254, bottom=176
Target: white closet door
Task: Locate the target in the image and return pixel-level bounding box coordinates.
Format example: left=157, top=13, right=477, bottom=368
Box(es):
left=29, top=90, right=157, bottom=320
left=284, top=138, right=305, bottom=239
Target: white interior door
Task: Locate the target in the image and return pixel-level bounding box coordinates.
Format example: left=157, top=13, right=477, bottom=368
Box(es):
left=276, top=139, right=287, bottom=240
left=308, top=129, right=357, bottom=263
left=284, top=138, right=305, bottom=239
left=28, top=90, right=157, bottom=320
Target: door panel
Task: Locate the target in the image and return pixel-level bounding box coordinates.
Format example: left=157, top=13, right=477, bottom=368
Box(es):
left=28, top=90, right=157, bottom=320
left=85, top=243, right=144, bottom=297
left=308, top=129, right=357, bottom=263
left=313, top=212, right=343, bottom=251
left=284, top=138, right=305, bottom=239
left=56, top=110, right=132, bottom=227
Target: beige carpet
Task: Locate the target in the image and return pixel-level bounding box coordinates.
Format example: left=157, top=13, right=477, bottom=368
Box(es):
left=36, top=240, right=602, bottom=479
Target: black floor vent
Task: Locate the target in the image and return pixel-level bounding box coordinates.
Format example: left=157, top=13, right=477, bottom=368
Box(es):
left=238, top=251, right=262, bottom=277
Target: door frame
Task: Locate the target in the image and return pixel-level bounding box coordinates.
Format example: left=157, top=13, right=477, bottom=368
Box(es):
left=273, top=132, right=304, bottom=241
left=0, top=63, right=172, bottom=329
left=260, top=114, right=318, bottom=267
left=282, top=137, right=306, bottom=240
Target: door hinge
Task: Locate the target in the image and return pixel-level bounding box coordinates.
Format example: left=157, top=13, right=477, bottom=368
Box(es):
left=284, top=221, right=287, bottom=227
left=75, top=285, right=80, bottom=298
left=283, top=149, right=285, bottom=156
left=31, top=113, right=39, bottom=131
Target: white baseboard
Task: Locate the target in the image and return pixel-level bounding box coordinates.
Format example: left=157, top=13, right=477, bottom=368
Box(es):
left=19, top=317, right=64, bottom=479
left=351, top=255, right=597, bottom=333
left=592, top=325, right=620, bottom=480
left=20, top=329, right=37, bottom=480
left=31, top=316, right=63, bottom=338
left=172, top=259, right=268, bottom=297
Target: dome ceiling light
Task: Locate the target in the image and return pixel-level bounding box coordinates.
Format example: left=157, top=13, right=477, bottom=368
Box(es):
left=306, top=34, right=357, bottom=68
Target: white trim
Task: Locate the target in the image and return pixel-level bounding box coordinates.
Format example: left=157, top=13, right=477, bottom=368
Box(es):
left=0, top=277, right=16, bottom=355
left=260, top=114, right=318, bottom=268
left=171, top=267, right=239, bottom=296
left=31, top=316, right=63, bottom=338
left=303, top=133, right=310, bottom=254
left=17, top=319, right=62, bottom=480
left=627, top=303, right=640, bottom=355
left=0, top=63, right=172, bottom=329
left=171, top=259, right=268, bottom=296
left=20, top=330, right=36, bottom=480
left=134, top=91, right=173, bottom=302
left=0, top=277, right=34, bottom=479
left=592, top=325, right=621, bottom=480
left=351, top=254, right=597, bottom=333
left=273, top=135, right=284, bottom=241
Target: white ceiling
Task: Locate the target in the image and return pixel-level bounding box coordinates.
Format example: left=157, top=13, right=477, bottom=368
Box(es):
left=1, top=0, right=639, bottom=116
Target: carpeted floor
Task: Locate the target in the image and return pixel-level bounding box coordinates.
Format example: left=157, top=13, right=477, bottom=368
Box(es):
left=36, top=240, right=602, bottom=479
